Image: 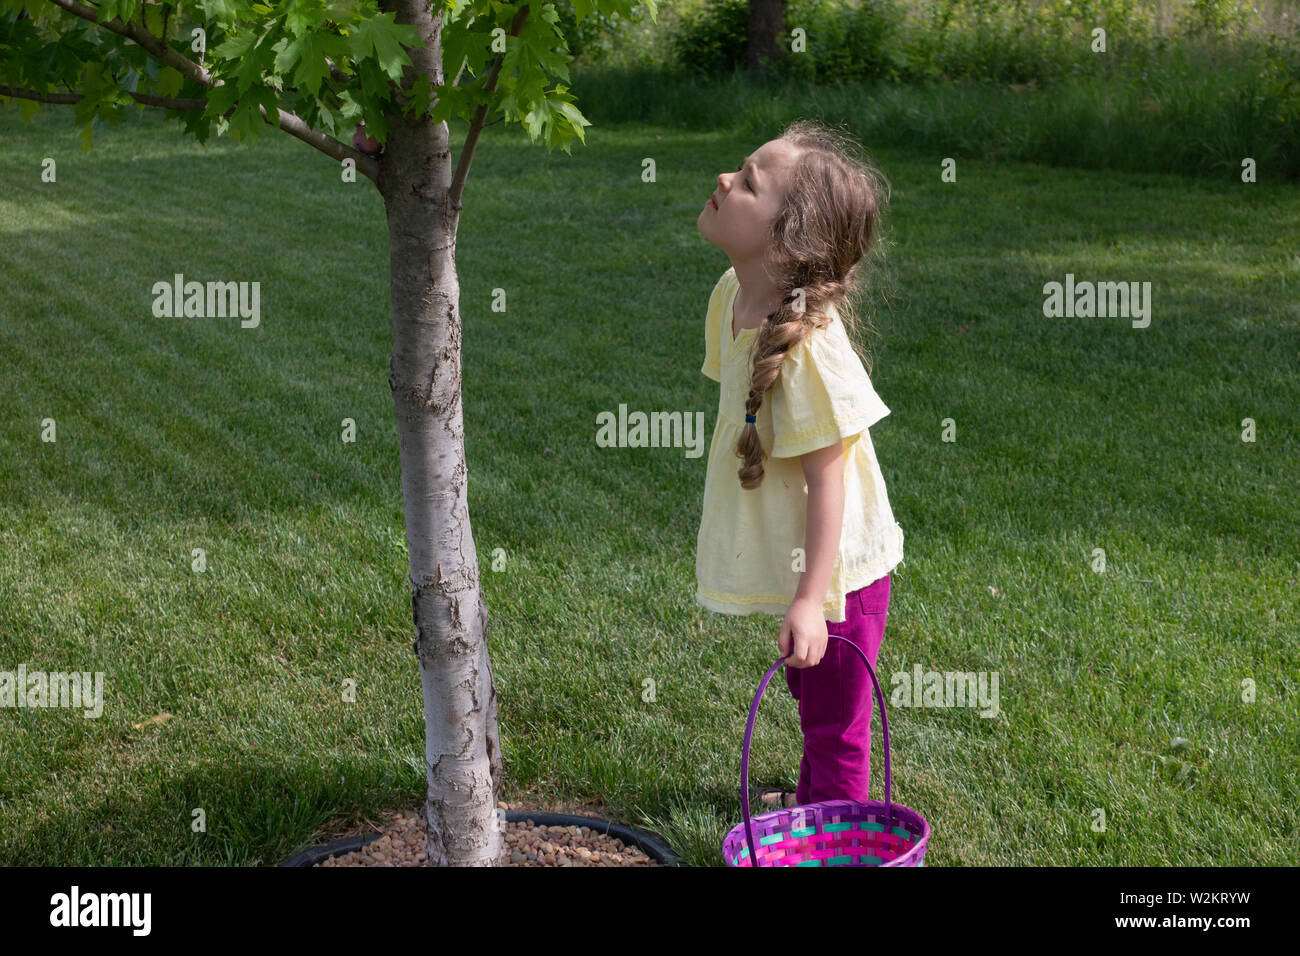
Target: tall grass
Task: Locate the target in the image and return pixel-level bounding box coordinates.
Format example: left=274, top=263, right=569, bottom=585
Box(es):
left=568, top=54, right=1298, bottom=181
left=558, top=0, right=1300, bottom=181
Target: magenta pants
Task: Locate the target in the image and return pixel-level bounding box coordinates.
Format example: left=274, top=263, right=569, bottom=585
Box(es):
left=784, top=572, right=891, bottom=805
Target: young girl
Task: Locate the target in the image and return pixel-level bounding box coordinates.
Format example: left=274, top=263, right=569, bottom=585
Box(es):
left=694, top=120, right=904, bottom=810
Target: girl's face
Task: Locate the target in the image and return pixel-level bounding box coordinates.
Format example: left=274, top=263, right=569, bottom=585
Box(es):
left=697, top=138, right=801, bottom=262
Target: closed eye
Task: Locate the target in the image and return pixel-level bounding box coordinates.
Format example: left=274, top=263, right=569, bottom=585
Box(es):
left=736, top=162, right=752, bottom=191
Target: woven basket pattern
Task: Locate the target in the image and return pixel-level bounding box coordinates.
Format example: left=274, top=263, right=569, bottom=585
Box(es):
left=723, top=634, right=931, bottom=867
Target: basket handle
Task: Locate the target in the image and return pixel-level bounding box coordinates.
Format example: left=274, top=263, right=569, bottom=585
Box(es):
left=740, top=633, right=893, bottom=867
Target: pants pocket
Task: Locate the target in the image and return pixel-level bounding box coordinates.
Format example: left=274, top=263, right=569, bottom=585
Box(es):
left=856, top=573, right=891, bottom=615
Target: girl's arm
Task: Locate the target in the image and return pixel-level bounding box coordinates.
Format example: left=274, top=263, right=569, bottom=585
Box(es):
left=780, top=440, right=846, bottom=667
left=793, top=440, right=846, bottom=608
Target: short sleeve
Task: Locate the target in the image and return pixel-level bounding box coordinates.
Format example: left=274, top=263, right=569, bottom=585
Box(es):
left=769, top=322, right=890, bottom=459
left=700, top=269, right=730, bottom=382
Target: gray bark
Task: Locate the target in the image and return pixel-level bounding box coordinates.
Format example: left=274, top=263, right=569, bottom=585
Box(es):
left=378, top=0, right=504, bottom=867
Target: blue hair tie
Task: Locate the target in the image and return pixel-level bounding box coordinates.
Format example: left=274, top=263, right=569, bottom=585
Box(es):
left=745, top=413, right=756, bottom=423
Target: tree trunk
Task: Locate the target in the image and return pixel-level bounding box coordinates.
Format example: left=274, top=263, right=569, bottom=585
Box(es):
left=748, top=0, right=786, bottom=75
left=378, top=0, right=504, bottom=867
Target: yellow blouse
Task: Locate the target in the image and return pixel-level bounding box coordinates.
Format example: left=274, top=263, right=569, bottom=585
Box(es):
left=695, top=266, right=905, bottom=623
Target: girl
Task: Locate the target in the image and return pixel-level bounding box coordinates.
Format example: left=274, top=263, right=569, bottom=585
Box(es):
left=694, top=120, right=904, bottom=810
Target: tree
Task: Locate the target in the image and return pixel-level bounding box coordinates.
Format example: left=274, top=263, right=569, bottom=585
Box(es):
left=0, top=0, right=657, bottom=866
left=747, top=0, right=783, bottom=76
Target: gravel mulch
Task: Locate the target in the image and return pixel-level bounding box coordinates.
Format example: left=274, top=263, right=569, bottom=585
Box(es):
left=314, top=802, right=666, bottom=867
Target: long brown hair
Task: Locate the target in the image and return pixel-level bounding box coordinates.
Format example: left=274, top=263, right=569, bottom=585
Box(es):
left=734, top=119, right=892, bottom=490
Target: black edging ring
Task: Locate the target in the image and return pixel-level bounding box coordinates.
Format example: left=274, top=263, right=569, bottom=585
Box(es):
left=279, top=810, right=683, bottom=867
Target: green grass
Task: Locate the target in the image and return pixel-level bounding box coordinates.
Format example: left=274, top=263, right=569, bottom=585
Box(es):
left=569, top=60, right=1300, bottom=182
left=0, top=104, right=1297, bottom=866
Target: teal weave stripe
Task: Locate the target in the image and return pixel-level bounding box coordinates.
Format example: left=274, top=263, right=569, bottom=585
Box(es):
left=744, top=825, right=897, bottom=843
left=734, top=848, right=915, bottom=865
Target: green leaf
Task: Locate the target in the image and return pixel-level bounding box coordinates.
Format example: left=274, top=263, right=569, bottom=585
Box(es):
left=552, top=96, right=590, bottom=144
left=428, top=82, right=475, bottom=127
left=336, top=89, right=363, bottom=123
left=292, top=31, right=348, bottom=96
left=404, top=71, right=434, bottom=118
left=346, top=12, right=422, bottom=82
left=203, top=81, right=239, bottom=120
left=272, top=35, right=304, bottom=75
left=359, top=101, right=389, bottom=143
left=314, top=99, right=338, bottom=136
left=179, top=107, right=213, bottom=144
left=257, top=86, right=281, bottom=129
left=355, top=56, right=390, bottom=100
left=195, top=0, right=240, bottom=30
left=285, top=0, right=322, bottom=37
left=523, top=94, right=550, bottom=141
left=231, top=28, right=280, bottom=94
left=441, top=22, right=495, bottom=83
left=211, top=32, right=256, bottom=62
left=144, top=2, right=166, bottom=38
left=230, top=100, right=262, bottom=140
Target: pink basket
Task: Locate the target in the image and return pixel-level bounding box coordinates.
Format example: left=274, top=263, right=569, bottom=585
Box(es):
left=723, top=634, right=931, bottom=866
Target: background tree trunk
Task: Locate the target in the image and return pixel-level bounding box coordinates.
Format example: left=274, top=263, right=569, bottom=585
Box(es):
left=378, top=0, right=504, bottom=867
left=748, top=0, right=786, bottom=75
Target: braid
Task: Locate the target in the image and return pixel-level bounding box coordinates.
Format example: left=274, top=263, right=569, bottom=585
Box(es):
left=735, top=277, right=845, bottom=489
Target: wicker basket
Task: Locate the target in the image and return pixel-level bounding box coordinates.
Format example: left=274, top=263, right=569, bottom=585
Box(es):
left=723, top=634, right=931, bottom=866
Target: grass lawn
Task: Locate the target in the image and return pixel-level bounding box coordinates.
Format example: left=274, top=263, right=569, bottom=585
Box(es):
left=0, top=106, right=1296, bottom=866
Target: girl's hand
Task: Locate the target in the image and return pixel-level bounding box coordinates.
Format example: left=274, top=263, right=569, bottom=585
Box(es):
left=779, top=597, right=829, bottom=668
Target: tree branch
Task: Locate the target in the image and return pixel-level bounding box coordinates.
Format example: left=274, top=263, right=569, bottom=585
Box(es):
left=0, top=84, right=206, bottom=110
left=39, top=0, right=380, bottom=184
left=447, top=2, right=530, bottom=213
left=258, top=103, right=381, bottom=183
left=324, top=57, right=351, bottom=87
left=45, top=0, right=214, bottom=87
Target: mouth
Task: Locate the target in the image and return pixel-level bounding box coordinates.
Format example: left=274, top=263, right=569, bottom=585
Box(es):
left=708, top=196, right=718, bottom=209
